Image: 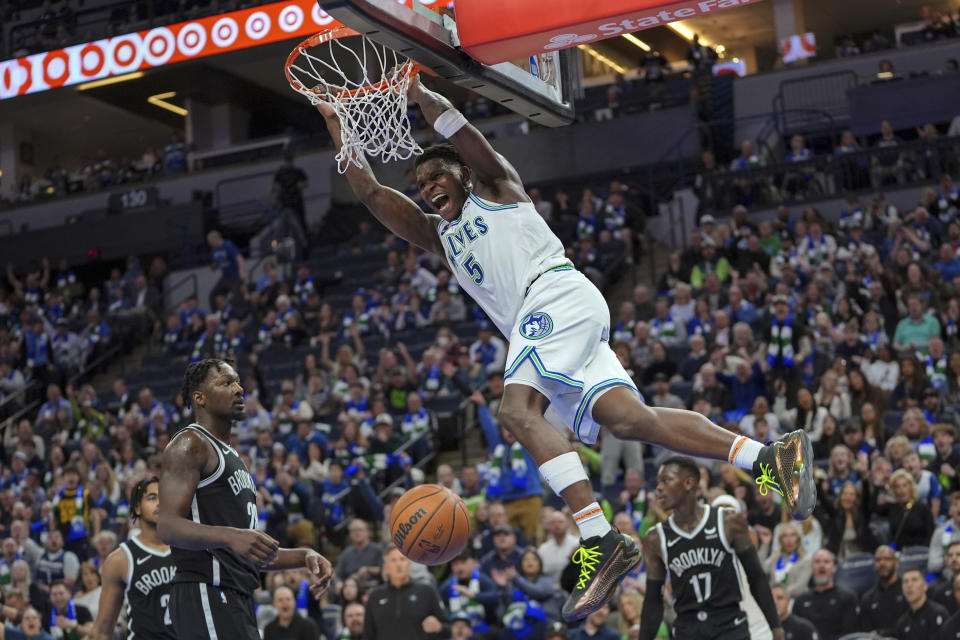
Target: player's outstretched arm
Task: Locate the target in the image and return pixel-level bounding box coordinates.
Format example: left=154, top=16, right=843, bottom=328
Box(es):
left=408, top=76, right=527, bottom=202
left=158, top=431, right=280, bottom=565
left=638, top=527, right=666, bottom=640
left=316, top=103, right=444, bottom=257
left=89, top=548, right=128, bottom=640
left=723, top=510, right=784, bottom=640
left=263, top=548, right=334, bottom=599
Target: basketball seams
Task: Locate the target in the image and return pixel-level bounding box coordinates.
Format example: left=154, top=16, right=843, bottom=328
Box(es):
left=436, top=493, right=458, bottom=561
left=390, top=484, right=470, bottom=565
left=406, top=491, right=451, bottom=559
left=389, top=484, right=446, bottom=534
left=457, top=501, right=471, bottom=540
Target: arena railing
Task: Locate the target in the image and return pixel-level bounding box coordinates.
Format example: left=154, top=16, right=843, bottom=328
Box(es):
left=772, top=70, right=859, bottom=135
left=691, top=134, right=960, bottom=217
left=0, top=379, right=39, bottom=422
left=164, top=273, right=199, bottom=314
left=6, top=0, right=276, bottom=58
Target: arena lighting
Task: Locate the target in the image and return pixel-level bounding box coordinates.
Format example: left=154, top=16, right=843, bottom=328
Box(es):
left=147, top=91, right=187, bottom=116
left=667, top=20, right=726, bottom=56
left=622, top=33, right=651, bottom=51
left=578, top=44, right=627, bottom=73
left=667, top=20, right=696, bottom=40
left=76, top=71, right=144, bottom=91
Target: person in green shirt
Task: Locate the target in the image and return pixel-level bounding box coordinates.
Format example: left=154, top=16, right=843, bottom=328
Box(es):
left=894, top=294, right=942, bottom=352
left=367, top=414, right=405, bottom=454
left=758, top=219, right=782, bottom=256
left=689, top=244, right=730, bottom=288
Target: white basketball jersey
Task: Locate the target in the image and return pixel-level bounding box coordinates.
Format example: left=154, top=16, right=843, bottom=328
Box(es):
left=437, top=192, right=571, bottom=337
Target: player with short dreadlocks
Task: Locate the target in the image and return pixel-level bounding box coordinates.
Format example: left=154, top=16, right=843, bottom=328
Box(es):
left=91, top=476, right=176, bottom=640
left=159, top=359, right=332, bottom=640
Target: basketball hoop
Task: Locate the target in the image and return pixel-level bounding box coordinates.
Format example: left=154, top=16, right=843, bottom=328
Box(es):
left=285, top=27, right=423, bottom=173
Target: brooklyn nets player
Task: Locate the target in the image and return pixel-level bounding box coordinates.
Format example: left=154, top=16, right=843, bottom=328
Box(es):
left=90, top=476, right=175, bottom=640
left=639, top=457, right=784, bottom=640
left=158, top=359, right=332, bottom=640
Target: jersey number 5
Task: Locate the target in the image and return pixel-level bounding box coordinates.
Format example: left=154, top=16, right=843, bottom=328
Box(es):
left=461, top=253, right=484, bottom=285
left=690, top=572, right=712, bottom=604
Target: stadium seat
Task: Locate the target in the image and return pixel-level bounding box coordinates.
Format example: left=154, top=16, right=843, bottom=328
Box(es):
left=427, top=395, right=463, bottom=419
left=669, top=381, right=694, bottom=405
left=834, top=552, right=876, bottom=596
left=667, top=345, right=690, bottom=364
left=884, top=411, right=903, bottom=434
left=898, top=546, right=929, bottom=574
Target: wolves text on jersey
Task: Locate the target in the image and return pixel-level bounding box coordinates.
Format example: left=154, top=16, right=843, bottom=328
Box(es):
left=668, top=547, right=727, bottom=579
left=134, top=565, right=176, bottom=596
left=444, top=216, right=489, bottom=263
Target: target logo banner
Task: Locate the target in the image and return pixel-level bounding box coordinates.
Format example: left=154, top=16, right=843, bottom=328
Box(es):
left=0, top=0, right=447, bottom=100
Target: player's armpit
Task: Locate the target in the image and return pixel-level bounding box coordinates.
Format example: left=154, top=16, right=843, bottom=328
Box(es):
left=360, top=185, right=445, bottom=257
left=641, top=527, right=666, bottom=581
left=157, top=432, right=216, bottom=549
left=89, top=549, right=129, bottom=640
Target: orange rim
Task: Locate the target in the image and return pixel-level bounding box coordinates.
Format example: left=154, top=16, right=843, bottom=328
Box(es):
left=284, top=26, right=421, bottom=100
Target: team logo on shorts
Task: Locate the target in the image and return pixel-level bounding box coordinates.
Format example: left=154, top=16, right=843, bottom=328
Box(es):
left=519, top=312, right=553, bottom=340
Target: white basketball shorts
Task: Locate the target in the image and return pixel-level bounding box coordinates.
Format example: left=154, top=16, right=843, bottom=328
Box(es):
left=503, top=267, right=641, bottom=445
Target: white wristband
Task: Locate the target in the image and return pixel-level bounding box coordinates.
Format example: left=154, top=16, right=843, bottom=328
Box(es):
left=433, top=108, right=468, bottom=139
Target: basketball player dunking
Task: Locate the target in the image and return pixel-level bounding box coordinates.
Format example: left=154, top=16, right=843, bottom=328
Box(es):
left=315, top=74, right=814, bottom=620
left=158, top=359, right=332, bottom=640
left=639, top=457, right=783, bottom=640
left=91, top=476, right=176, bottom=640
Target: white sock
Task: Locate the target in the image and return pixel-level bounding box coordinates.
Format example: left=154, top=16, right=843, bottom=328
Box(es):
left=573, top=502, right=611, bottom=540
left=729, top=435, right=764, bottom=470
left=538, top=451, right=589, bottom=495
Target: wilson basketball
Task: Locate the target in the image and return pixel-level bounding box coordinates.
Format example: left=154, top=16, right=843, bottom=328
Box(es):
left=389, top=484, right=471, bottom=565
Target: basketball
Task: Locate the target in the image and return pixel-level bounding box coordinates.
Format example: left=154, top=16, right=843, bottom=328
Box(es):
left=389, top=484, right=471, bottom=565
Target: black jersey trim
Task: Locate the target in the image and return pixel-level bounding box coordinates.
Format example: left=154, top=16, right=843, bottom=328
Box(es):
left=199, top=583, right=219, bottom=640
left=120, top=542, right=134, bottom=595
left=174, top=425, right=226, bottom=488
left=128, top=533, right=172, bottom=558
left=667, top=504, right=711, bottom=540
left=655, top=522, right=670, bottom=585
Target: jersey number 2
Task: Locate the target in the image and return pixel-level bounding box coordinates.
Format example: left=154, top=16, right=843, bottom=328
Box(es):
left=690, top=572, right=712, bottom=603
left=247, top=502, right=258, bottom=529
left=461, top=253, right=484, bottom=285
left=160, top=594, right=172, bottom=626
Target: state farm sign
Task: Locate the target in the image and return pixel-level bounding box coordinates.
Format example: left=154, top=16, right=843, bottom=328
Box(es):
left=454, top=0, right=765, bottom=65
left=0, top=0, right=446, bottom=100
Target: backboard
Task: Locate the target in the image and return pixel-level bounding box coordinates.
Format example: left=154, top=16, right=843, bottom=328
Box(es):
left=320, top=0, right=578, bottom=127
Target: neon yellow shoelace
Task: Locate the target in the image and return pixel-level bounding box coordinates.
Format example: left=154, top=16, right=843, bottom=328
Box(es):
left=572, top=545, right=603, bottom=590
left=755, top=462, right=783, bottom=497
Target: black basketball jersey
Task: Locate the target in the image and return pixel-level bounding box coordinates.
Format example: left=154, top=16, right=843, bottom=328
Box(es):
left=657, top=505, right=744, bottom=618
left=121, top=534, right=177, bottom=640
left=169, top=424, right=260, bottom=593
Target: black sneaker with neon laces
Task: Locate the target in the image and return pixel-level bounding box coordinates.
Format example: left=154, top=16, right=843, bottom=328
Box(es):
left=561, top=528, right=641, bottom=621
left=753, top=428, right=815, bottom=520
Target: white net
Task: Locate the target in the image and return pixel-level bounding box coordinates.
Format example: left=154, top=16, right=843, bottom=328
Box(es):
left=286, top=30, right=423, bottom=174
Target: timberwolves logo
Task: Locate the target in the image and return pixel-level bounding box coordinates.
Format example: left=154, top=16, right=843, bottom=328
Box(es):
left=519, top=312, right=554, bottom=340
